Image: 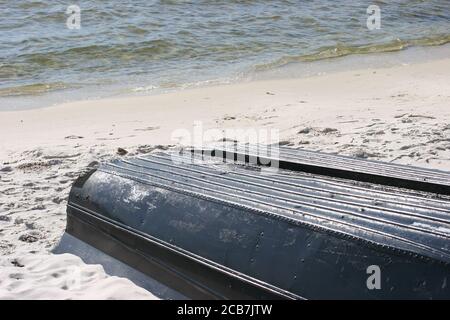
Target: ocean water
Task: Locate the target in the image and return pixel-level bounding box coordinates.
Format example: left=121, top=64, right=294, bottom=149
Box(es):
left=0, top=0, right=449, bottom=109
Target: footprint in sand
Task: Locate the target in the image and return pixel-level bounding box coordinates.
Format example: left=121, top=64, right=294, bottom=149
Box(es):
left=134, top=126, right=160, bottom=132
left=18, top=231, right=42, bottom=243
left=0, top=215, right=11, bottom=222
left=52, top=197, right=65, bottom=204
left=337, top=120, right=359, bottom=124
left=297, top=127, right=311, bottom=134
left=366, top=130, right=385, bottom=136
left=97, top=137, right=120, bottom=141
left=352, top=149, right=378, bottom=159
left=25, top=222, right=37, bottom=230
left=9, top=273, right=25, bottom=280
left=0, top=166, right=13, bottom=172
left=31, top=204, right=46, bottom=210
left=408, top=114, right=436, bottom=120
left=17, top=160, right=62, bottom=172
left=42, top=153, right=80, bottom=160
left=321, top=128, right=339, bottom=134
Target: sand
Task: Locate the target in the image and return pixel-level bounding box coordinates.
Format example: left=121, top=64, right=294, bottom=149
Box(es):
left=0, top=55, right=449, bottom=299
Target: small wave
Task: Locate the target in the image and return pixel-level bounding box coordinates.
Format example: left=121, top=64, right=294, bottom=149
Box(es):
left=132, top=85, right=158, bottom=93
left=17, top=39, right=176, bottom=65
left=0, top=82, right=71, bottom=97
left=18, top=1, right=46, bottom=9
left=125, top=25, right=149, bottom=35
left=253, top=35, right=450, bottom=72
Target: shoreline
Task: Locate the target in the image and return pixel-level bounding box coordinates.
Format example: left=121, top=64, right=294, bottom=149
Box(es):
left=1, top=43, right=449, bottom=112
left=1, top=54, right=449, bottom=299
left=1, top=55, right=450, bottom=167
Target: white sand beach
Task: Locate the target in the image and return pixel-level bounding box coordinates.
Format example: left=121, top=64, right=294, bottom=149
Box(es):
left=1, top=56, right=450, bottom=299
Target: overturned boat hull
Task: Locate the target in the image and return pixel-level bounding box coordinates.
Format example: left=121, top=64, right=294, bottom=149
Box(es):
left=59, top=146, right=450, bottom=299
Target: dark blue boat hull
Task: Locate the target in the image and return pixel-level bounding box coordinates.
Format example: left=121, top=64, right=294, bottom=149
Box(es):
left=63, top=147, right=450, bottom=299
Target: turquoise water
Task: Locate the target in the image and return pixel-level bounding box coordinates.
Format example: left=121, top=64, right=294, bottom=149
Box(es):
left=0, top=0, right=449, bottom=109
